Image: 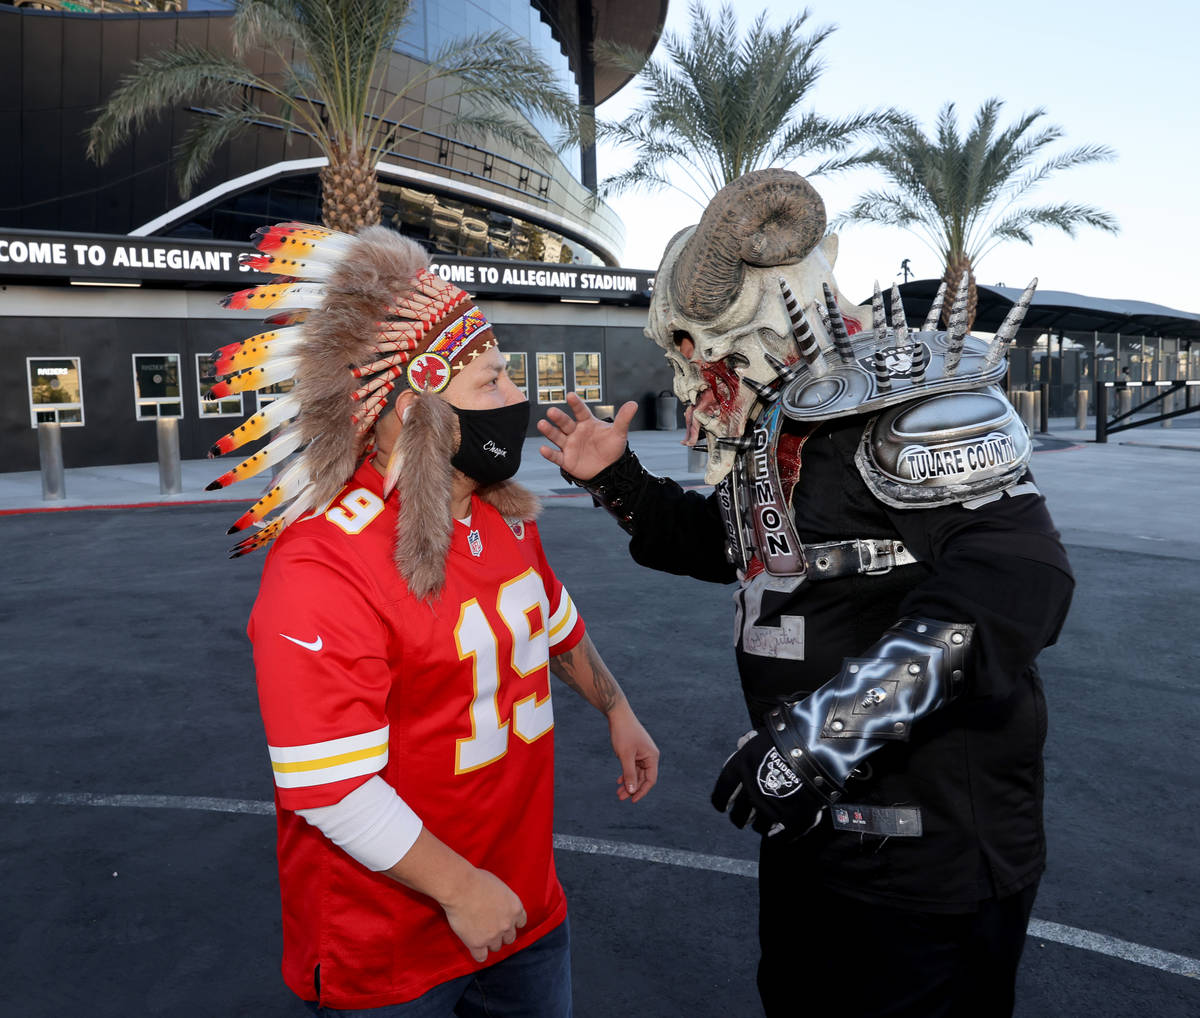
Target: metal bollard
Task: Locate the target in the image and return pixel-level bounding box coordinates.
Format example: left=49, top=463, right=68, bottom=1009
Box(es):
left=37, top=421, right=66, bottom=501
left=1095, top=384, right=1108, bottom=443
left=156, top=417, right=183, bottom=495
left=1117, top=388, right=1133, bottom=417
left=1161, top=388, right=1174, bottom=428
left=1075, top=389, right=1089, bottom=430
left=1017, top=391, right=1036, bottom=431
left=1037, top=384, right=1048, bottom=433
left=687, top=443, right=708, bottom=475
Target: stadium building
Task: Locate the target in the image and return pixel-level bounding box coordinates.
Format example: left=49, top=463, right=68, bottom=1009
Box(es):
left=0, top=0, right=672, bottom=472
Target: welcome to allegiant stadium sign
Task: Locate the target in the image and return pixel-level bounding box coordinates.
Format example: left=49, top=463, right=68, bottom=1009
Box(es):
left=0, top=229, right=654, bottom=303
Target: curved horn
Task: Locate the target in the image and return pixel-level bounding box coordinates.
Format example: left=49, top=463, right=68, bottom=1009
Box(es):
left=669, top=169, right=827, bottom=323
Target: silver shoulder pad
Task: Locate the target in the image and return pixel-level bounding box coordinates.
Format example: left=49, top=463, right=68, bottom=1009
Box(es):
left=854, top=386, right=1031, bottom=509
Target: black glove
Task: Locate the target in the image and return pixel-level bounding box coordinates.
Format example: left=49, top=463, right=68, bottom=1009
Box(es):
left=711, top=728, right=825, bottom=836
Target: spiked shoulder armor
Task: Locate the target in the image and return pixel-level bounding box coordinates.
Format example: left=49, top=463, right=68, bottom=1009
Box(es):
left=769, top=277, right=1036, bottom=510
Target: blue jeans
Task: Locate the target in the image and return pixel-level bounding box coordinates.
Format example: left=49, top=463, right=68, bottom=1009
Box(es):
left=311, top=918, right=572, bottom=1018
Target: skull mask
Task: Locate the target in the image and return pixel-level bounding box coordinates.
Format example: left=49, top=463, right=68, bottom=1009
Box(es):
left=644, top=170, right=865, bottom=484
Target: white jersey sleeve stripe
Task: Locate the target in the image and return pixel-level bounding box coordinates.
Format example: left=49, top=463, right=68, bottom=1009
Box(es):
left=268, top=725, right=389, bottom=764
left=272, top=751, right=389, bottom=790
left=268, top=725, right=389, bottom=789
left=548, top=589, right=573, bottom=633
left=547, top=598, right=579, bottom=649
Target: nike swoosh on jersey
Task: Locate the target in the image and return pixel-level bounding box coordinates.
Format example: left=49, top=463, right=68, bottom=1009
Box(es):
left=280, top=633, right=323, bottom=652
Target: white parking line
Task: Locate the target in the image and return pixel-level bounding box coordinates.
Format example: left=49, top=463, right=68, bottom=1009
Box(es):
left=6, top=791, right=1197, bottom=980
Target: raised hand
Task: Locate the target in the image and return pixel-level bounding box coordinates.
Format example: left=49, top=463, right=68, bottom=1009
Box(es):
left=537, top=392, right=639, bottom=481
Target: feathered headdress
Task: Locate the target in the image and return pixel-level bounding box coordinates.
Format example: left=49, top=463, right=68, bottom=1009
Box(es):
left=207, top=222, right=539, bottom=598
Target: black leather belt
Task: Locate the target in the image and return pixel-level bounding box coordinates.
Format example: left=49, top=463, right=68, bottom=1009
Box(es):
left=803, top=538, right=919, bottom=581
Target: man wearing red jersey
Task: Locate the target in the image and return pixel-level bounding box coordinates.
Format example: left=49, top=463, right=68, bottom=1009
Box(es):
left=213, top=225, right=658, bottom=1015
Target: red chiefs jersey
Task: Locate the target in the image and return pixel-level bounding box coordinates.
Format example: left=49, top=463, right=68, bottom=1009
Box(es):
left=248, top=458, right=585, bottom=1008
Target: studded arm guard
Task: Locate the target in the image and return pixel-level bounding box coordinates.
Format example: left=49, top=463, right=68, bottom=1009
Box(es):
left=559, top=445, right=655, bottom=535
left=765, top=617, right=973, bottom=803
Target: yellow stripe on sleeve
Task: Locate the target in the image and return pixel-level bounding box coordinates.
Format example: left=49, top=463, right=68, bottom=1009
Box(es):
left=267, top=725, right=389, bottom=790
left=271, top=742, right=388, bottom=774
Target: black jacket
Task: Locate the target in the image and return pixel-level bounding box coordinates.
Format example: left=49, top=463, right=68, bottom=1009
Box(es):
left=623, top=415, right=1075, bottom=911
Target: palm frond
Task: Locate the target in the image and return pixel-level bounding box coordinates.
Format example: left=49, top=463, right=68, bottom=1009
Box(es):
left=175, top=107, right=265, bottom=194
left=87, top=47, right=261, bottom=163
left=981, top=202, right=1120, bottom=253
left=595, top=1, right=888, bottom=200
left=842, top=98, right=1120, bottom=276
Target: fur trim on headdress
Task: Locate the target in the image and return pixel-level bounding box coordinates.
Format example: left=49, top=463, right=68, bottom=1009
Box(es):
left=299, top=227, right=427, bottom=513
left=477, top=481, right=542, bottom=523
left=395, top=390, right=457, bottom=601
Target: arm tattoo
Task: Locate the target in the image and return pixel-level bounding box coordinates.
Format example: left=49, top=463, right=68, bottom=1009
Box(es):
left=550, top=635, right=622, bottom=713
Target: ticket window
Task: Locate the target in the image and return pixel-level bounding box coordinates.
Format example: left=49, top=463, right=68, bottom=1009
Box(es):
left=27, top=357, right=85, bottom=427
left=504, top=352, right=528, bottom=399
left=196, top=353, right=243, bottom=418
left=536, top=352, right=565, bottom=403
left=573, top=352, right=602, bottom=402
left=132, top=353, right=183, bottom=420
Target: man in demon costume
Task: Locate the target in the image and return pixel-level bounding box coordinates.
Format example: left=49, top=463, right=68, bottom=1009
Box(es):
left=539, top=169, right=1074, bottom=1017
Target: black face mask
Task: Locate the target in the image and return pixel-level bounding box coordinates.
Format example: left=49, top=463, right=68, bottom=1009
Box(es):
left=450, top=400, right=530, bottom=486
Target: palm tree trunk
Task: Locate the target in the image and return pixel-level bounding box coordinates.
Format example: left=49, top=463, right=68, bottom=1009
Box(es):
left=941, top=256, right=977, bottom=331
left=320, top=147, right=382, bottom=233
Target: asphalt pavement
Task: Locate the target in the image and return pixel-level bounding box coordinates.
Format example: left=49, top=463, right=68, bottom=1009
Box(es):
left=1, top=415, right=1198, bottom=1016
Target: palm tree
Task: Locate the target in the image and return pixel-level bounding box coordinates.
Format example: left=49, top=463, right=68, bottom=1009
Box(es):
left=593, top=2, right=898, bottom=208
left=834, top=98, right=1119, bottom=328
left=87, top=0, right=580, bottom=232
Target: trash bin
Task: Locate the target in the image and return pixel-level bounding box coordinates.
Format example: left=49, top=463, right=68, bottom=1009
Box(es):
left=655, top=390, right=678, bottom=430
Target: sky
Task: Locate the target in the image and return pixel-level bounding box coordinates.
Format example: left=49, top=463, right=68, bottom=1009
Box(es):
left=594, top=0, right=1200, bottom=316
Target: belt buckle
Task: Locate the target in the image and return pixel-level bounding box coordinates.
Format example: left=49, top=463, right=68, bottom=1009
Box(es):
left=861, top=540, right=895, bottom=575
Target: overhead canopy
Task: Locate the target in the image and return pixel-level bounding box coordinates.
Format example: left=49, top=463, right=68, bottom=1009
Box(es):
left=878, top=280, right=1200, bottom=342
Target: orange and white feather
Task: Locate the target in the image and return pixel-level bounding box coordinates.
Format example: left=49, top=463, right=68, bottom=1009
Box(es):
left=206, top=427, right=302, bottom=491
left=227, top=456, right=314, bottom=533
left=209, top=392, right=300, bottom=457
left=212, top=325, right=306, bottom=376
left=208, top=357, right=299, bottom=398
left=220, top=282, right=327, bottom=313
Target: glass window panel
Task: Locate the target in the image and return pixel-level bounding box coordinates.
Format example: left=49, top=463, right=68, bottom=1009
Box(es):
left=504, top=351, right=528, bottom=397
left=196, top=354, right=244, bottom=417
left=536, top=352, right=565, bottom=404
left=379, top=180, right=602, bottom=265
left=573, top=352, right=602, bottom=401
left=27, top=356, right=85, bottom=427
left=132, top=353, right=183, bottom=421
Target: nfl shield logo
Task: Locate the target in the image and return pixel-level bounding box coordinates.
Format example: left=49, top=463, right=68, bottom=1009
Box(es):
left=467, top=529, right=483, bottom=557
